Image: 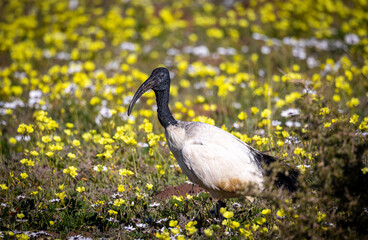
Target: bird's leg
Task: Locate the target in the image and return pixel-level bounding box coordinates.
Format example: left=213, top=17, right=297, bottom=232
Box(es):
left=189, top=183, right=195, bottom=194
left=215, top=200, right=226, bottom=220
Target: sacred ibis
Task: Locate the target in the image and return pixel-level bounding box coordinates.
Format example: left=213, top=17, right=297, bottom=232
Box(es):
left=128, top=67, right=298, bottom=202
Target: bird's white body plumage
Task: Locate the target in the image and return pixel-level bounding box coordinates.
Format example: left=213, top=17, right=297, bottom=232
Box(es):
left=165, top=121, right=265, bottom=199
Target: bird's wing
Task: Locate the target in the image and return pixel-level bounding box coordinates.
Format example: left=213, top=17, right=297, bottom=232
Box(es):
left=181, top=123, right=264, bottom=194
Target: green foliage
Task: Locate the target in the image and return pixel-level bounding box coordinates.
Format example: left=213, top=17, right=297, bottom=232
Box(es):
left=0, top=0, right=368, bottom=239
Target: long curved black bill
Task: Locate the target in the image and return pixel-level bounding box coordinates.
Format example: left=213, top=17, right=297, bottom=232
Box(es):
left=127, top=77, right=156, bottom=116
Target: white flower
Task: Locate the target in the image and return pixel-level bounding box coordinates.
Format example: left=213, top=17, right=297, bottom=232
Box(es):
left=99, top=107, right=112, bottom=118
left=67, top=234, right=92, bottom=240
left=232, top=121, right=243, bottom=129
left=217, top=47, right=236, bottom=55
left=292, top=46, right=306, bottom=59
left=281, top=108, right=300, bottom=117
left=167, top=48, right=180, bottom=56
left=64, top=84, right=77, bottom=94
left=272, top=120, right=282, bottom=126
left=149, top=202, right=161, bottom=207
left=297, top=165, right=311, bottom=169
left=156, top=218, right=168, bottom=224
left=232, top=102, right=241, bottom=109
left=261, top=46, right=271, bottom=55
left=136, top=223, right=147, bottom=228
left=344, top=33, right=360, bottom=45
left=285, top=121, right=301, bottom=128
left=3, top=99, right=25, bottom=109
left=303, top=88, right=316, bottom=95
left=285, top=136, right=301, bottom=144
left=120, top=42, right=136, bottom=51
left=15, top=135, right=31, bottom=141
left=69, top=0, right=79, bottom=9
left=124, top=225, right=136, bottom=232
left=137, top=142, right=149, bottom=147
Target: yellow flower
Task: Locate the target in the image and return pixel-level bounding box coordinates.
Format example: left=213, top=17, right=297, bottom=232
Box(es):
left=207, top=27, right=224, bottom=38
left=319, top=107, right=330, bottom=115
left=139, top=119, right=153, bottom=133
left=114, top=198, right=126, bottom=206
left=119, top=168, right=134, bottom=177
left=45, top=151, right=54, bottom=157
left=0, top=184, right=8, bottom=190
left=170, top=228, right=180, bottom=234
left=324, top=122, right=331, bottom=128
left=55, top=192, right=66, bottom=201
left=251, top=106, right=259, bottom=114
left=72, top=139, right=80, bottom=146
left=294, top=147, right=303, bottom=155
left=231, top=220, right=240, bottom=228
left=67, top=153, right=76, bottom=159
left=223, top=211, right=234, bottom=219
left=261, top=209, right=271, bottom=215
left=204, top=228, right=213, bottom=237
left=5, top=109, right=13, bottom=115
left=333, top=94, right=341, bottom=102
left=84, top=61, right=95, bottom=71
left=16, top=233, right=29, bottom=240
left=255, top=217, right=266, bottom=225
left=42, top=136, right=51, bottom=143
left=346, top=98, right=360, bottom=108
left=126, top=53, right=137, bottom=65
left=17, top=124, right=34, bottom=134
left=76, top=186, right=85, bottom=193
left=276, top=209, right=286, bottom=218
left=239, top=227, right=253, bottom=237
left=317, top=211, right=327, bottom=222
left=118, top=185, right=125, bottom=192
left=17, top=213, right=25, bottom=219
left=53, top=136, right=61, bottom=142
left=63, top=166, right=78, bottom=177
left=9, top=137, right=17, bottom=144
left=66, top=123, right=74, bottom=129
left=186, top=225, right=197, bottom=235
left=261, top=109, right=271, bottom=118
left=20, top=173, right=28, bottom=179
left=49, top=221, right=54, bottom=226
left=238, top=112, right=247, bottom=121
left=252, top=223, right=259, bottom=231
left=169, top=220, right=178, bottom=227
left=108, top=209, right=118, bottom=215
left=90, top=96, right=101, bottom=106
left=146, top=183, right=153, bottom=190
left=251, top=53, right=258, bottom=63
left=349, top=114, right=359, bottom=124
left=277, top=140, right=284, bottom=147
left=30, top=151, right=39, bottom=156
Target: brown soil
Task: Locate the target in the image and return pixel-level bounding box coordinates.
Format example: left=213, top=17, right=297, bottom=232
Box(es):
left=154, top=183, right=205, bottom=200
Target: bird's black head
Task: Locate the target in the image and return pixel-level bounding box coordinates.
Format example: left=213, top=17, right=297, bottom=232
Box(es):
left=127, top=67, right=170, bottom=116
left=150, top=67, right=170, bottom=91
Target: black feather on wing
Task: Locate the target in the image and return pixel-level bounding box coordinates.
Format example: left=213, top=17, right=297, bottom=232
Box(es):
left=253, top=152, right=299, bottom=193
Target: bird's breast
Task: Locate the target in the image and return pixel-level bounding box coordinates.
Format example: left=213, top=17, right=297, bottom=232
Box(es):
left=165, top=125, right=186, bottom=151
left=165, top=125, right=203, bottom=184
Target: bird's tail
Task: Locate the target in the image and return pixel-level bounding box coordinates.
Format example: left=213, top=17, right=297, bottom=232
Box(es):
left=261, top=153, right=299, bottom=193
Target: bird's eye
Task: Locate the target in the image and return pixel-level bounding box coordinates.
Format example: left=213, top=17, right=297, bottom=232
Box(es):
left=160, top=73, right=165, bottom=77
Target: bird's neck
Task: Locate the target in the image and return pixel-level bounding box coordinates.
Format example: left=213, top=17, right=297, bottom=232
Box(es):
left=154, top=89, right=178, bottom=128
